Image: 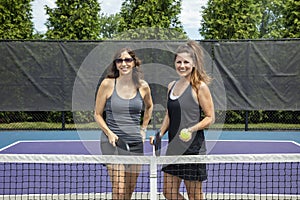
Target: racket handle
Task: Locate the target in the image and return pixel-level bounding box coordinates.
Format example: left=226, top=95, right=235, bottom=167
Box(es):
left=154, top=129, right=161, bottom=156
left=155, top=130, right=161, bottom=142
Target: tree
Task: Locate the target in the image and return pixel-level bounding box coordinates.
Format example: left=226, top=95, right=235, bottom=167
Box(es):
left=199, top=0, right=262, bottom=39
left=0, top=0, right=34, bottom=39
left=99, top=13, right=121, bottom=39
left=283, top=0, right=300, bottom=38
left=117, top=0, right=186, bottom=39
left=45, top=0, right=101, bottom=40
left=258, top=0, right=286, bottom=38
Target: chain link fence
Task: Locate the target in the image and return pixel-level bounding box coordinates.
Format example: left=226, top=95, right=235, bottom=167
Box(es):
left=0, top=110, right=299, bottom=131
left=1, top=40, right=299, bottom=131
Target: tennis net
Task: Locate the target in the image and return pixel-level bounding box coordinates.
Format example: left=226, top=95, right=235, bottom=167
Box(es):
left=0, top=153, right=299, bottom=200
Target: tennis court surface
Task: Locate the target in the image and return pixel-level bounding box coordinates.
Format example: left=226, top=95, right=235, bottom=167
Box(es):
left=0, top=130, right=299, bottom=199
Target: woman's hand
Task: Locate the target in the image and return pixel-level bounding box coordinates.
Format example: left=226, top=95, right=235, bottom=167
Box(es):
left=149, top=135, right=155, bottom=145
left=149, top=130, right=161, bottom=145
left=107, top=132, right=118, bottom=147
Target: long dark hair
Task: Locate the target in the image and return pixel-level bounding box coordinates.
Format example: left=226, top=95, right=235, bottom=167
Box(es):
left=106, top=48, right=143, bottom=88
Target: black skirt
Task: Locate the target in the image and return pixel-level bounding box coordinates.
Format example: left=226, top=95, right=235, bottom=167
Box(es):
left=162, top=163, right=207, bottom=181
left=101, top=141, right=144, bottom=156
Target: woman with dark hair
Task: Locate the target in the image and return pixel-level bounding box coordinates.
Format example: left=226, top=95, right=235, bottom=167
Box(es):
left=94, top=48, right=153, bottom=199
left=151, top=40, right=215, bottom=200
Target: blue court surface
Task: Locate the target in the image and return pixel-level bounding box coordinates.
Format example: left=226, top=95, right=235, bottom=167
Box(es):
left=0, top=130, right=299, bottom=199
left=0, top=130, right=300, bottom=155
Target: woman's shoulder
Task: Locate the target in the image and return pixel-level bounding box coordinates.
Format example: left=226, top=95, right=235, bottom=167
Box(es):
left=100, top=78, right=115, bottom=90
left=195, top=81, right=211, bottom=96
left=198, top=81, right=209, bottom=90
left=139, top=79, right=150, bottom=89
left=102, top=78, right=114, bottom=85
left=167, top=81, right=176, bottom=89
left=138, top=80, right=151, bottom=98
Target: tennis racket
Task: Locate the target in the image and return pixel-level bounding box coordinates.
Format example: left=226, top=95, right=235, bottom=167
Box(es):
left=116, top=138, right=130, bottom=154
left=153, top=129, right=161, bottom=156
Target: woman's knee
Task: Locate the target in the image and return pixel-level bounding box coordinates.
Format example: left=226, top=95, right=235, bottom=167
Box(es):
left=163, top=173, right=186, bottom=199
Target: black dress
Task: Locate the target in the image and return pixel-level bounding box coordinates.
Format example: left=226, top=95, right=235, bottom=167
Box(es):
left=162, top=83, right=207, bottom=181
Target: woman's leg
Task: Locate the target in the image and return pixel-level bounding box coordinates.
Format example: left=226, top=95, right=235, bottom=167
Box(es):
left=107, top=164, right=126, bottom=200
left=163, top=172, right=185, bottom=200
left=124, top=164, right=142, bottom=199
left=184, top=180, right=203, bottom=200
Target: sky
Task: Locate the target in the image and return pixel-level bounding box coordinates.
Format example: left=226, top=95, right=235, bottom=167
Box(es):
left=31, top=0, right=208, bottom=39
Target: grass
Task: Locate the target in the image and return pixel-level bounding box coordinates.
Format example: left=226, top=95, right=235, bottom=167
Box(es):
left=212, top=123, right=300, bottom=130
left=0, top=122, right=100, bottom=130
left=0, top=122, right=299, bottom=131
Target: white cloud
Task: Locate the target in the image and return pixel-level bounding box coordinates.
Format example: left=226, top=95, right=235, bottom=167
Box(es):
left=31, top=0, right=56, bottom=32
left=180, top=0, right=208, bottom=39
left=32, top=0, right=208, bottom=39
left=180, top=0, right=206, bottom=28
left=99, top=0, right=122, bottom=14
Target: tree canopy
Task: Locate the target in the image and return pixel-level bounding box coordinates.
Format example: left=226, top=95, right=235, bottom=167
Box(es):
left=0, top=0, right=34, bottom=39
left=200, top=0, right=300, bottom=39
left=200, top=0, right=262, bottom=39
left=1, top=0, right=299, bottom=40
left=283, top=0, right=300, bottom=38
left=117, top=0, right=186, bottom=39
left=99, top=13, right=121, bottom=39
left=45, top=0, right=101, bottom=40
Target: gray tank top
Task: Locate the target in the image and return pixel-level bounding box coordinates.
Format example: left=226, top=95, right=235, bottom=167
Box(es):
left=166, top=82, right=206, bottom=155
left=101, top=79, right=143, bottom=143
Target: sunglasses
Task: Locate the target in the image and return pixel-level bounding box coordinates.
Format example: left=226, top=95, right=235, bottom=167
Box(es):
left=115, top=58, right=134, bottom=64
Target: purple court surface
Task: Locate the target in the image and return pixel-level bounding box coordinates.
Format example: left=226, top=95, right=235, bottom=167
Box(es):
left=0, top=130, right=299, bottom=197
left=0, top=140, right=300, bottom=155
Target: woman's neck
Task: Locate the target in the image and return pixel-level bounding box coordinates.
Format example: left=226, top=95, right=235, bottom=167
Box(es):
left=178, top=76, right=190, bottom=84
left=118, top=75, right=135, bottom=86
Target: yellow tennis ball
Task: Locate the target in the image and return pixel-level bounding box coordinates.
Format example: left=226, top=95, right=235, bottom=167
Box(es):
left=180, top=128, right=191, bottom=141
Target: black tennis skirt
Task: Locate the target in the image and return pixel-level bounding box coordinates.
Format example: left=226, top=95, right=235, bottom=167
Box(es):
left=162, top=163, right=207, bottom=181
left=101, top=141, right=144, bottom=156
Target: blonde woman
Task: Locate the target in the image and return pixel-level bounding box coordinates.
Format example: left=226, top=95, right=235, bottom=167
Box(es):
left=152, top=41, right=214, bottom=200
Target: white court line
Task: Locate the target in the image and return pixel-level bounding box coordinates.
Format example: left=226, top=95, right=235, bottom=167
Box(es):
left=1, top=139, right=299, bottom=153
left=0, top=141, right=21, bottom=152
left=0, top=140, right=98, bottom=152
left=206, top=139, right=300, bottom=147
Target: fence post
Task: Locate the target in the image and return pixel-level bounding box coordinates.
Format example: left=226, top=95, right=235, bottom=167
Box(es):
left=62, top=111, right=65, bottom=130
left=245, top=111, right=249, bottom=131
